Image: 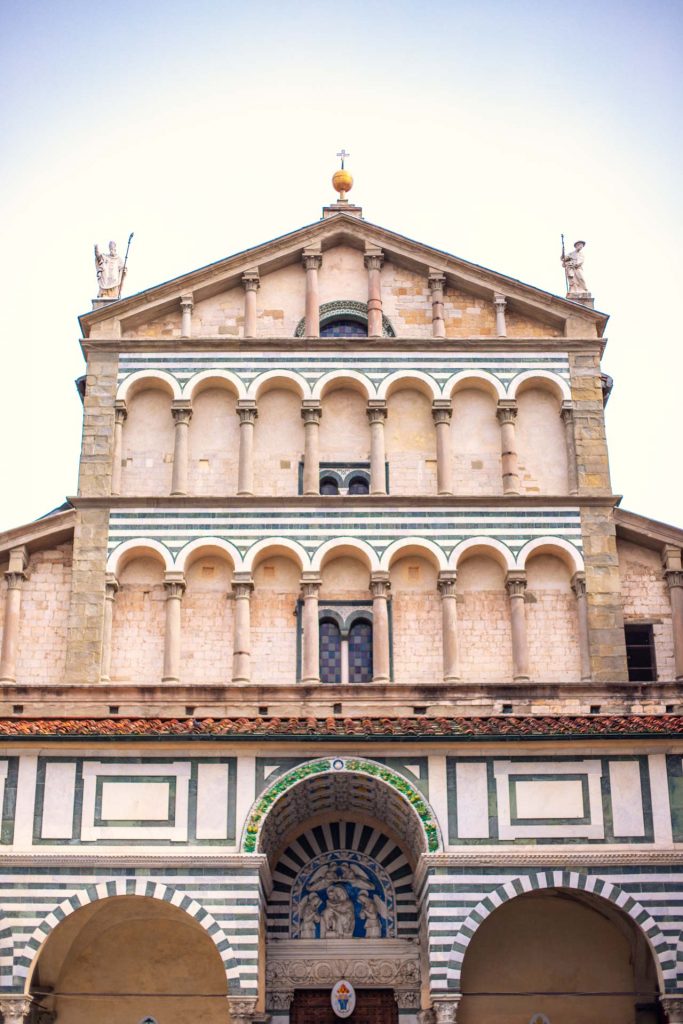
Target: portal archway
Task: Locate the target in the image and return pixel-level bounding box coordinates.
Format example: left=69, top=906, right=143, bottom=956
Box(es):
left=24, top=894, right=230, bottom=1024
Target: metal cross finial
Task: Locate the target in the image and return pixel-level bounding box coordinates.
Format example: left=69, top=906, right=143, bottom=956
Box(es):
left=336, top=149, right=350, bottom=169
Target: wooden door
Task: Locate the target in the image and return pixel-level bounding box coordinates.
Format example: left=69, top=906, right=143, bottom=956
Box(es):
left=290, top=987, right=398, bottom=1024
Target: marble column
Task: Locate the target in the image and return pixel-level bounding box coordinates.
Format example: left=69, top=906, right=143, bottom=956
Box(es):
left=660, top=995, right=683, bottom=1024
left=111, top=400, right=127, bottom=496
left=0, top=546, right=29, bottom=683
left=100, top=573, right=119, bottom=683
left=429, top=270, right=446, bottom=338
left=162, top=572, right=186, bottom=683
left=242, top=271, right=260, bottom=338
left=561, top=402, right=579, bottom=495
left=493, top=293, right=507, bottom=337
left=496, top=401, right=520, bottom=495
left=236, top=401, right=258, bottom=496
left=170, top=401, right=192, bottom=496
left=300, top=573, right=322, bottom=683
left=438, top=570, right=460, bottom=682
left=0, top=996, right=34, bottom=1024
left=371, top=571, right=391, bottom=682
left=301, top=401, right=322, bottom=495
left=365, top=248, right=384, bottom=337
left=432, top=400, right=453, bottom=495
left=180, top=293, right=194, bottom=338
left=663, top=546, right=683, bottom=681
left=302, top=250, right=322, bottom=337
left=506, top=571, right=530, bottom=681
left=571, top=571, right=592, bottom=681
left=367, top=401, right=388, bottom=495
left=232, top=573, right=254, bottom=683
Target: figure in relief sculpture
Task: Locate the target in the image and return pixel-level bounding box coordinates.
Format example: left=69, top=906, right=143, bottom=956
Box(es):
left=94, top=240, right=126, bottom=298
left=358, top=891, right=389, bottom=938
left=320, top=885, right=355, bottom=938
left=299, top=893, right=322, bottom=938
left=561, top=240, right=588, bottom=295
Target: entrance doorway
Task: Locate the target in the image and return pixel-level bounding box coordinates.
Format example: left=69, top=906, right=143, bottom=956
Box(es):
left=290, top=988, right=398, bottom=1024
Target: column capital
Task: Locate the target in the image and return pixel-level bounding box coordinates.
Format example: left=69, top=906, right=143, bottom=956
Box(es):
left=163, top=571, right=186, bottom=598
left=432, top=399, right=453, bottom=424
left=114, top=398, right=128, bottom=424
left=242, top=270, right=260, bottom=292
left=300, top=572, right=322, bottom=597
left=663, top=545, right=683, bottom=572
left=370, top=570, right=391, bottom=598
left=105, top=572, right=119, bottom=599
left=180, top=292, right=194, bottom=311
left=506, top=570, right=527, bottom=597
left=0, top=996, right=34, bottom=1024
left=301, top=400, right=322, bottom=424
left=237, top=400, right=258, bottom=425
left=7, top=546, right=29, bottom=574
left=432, top=995, right=462, bottom=1024
left=661, top=995, right=683, bottom=1022
left=437, top=569, right=457, bottom=596
left=493, top=292, right=507, bottom=309
left=226, top=995, right=259, bottom=1024
left=232, top=572, right=254, bottom=598
left=571, top=570, right=587, bottom=598
left=364, top=248, right=384, bottom=271
left=496, top=400, right=518, bottom=425
left=560, top=400, right=575, bottom=423
left=665, top=570, right=683, bottom=591
left=5, top=571, right=27, bottom=591
left=302, top=251, right=323, bottom=271
left=367, top=400, right=388, bottom=424
left=428, top=270, right=446, bottom=289
left=268, top=990, right=294, bottom=1011
left=171, top=400, right=193, bottom=425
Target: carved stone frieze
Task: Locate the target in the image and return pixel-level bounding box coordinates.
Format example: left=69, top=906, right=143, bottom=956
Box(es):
left=394, top=989, right=421, bottom=1009
left=267, top=954, right=420, bottom=990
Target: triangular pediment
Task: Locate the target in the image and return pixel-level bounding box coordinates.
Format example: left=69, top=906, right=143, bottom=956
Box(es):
left=80, top=212, right=608, bottom=340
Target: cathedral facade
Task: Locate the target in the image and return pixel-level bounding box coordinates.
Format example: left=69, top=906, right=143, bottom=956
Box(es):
left=0, top=179, right=682, bottom=1024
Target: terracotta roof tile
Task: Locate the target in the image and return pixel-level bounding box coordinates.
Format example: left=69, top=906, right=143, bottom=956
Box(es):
left=0, top=715, right=681, bottom=739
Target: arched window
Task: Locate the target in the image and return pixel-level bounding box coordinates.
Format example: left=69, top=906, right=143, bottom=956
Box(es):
left=319, top=618, right=342, bottom=684
left=320, top=476, right=340, bottom=496
left=348, top=618, right=373, bottom=683
left=320, top=318, right=368, bottom=338
left=347, top=474, right=369, bottom=495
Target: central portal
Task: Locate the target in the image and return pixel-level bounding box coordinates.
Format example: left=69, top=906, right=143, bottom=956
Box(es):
left=290, top=988, right=398, bottom=1024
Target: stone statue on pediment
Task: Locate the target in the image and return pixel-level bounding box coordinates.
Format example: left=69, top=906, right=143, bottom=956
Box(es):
left=561, top=239, right=589, bottom=296
left=94, top=240, right=126, bottom=298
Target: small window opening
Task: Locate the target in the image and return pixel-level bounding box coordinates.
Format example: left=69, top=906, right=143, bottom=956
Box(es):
left=590, top=704, right=601, bottom=715
left=185, top=706, right=195, bottom=716
left=666, top=704, right=675, bottom=714
left=625, top=624, right=657, bottom=682
left=333, top=702, right=343, bottom=715
left=12, top=705, right=23, bottom=715
left=413, top=705, right=427, bottom=715
left=320, top=477, right=340, bottom=496
left=320, top=318, right=368, bottom=338
left=347, top=475, right=369, bottom=495
left=502, top=703, right=513, bottom=714
left=258, top=705, right=269, bottom=716
left=108, top=705, right=120, bottom=715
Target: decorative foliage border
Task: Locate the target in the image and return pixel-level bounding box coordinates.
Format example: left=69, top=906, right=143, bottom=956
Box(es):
left=243, top=756, right=440, bottom=853
left=294, top=300, right=396, bottom=338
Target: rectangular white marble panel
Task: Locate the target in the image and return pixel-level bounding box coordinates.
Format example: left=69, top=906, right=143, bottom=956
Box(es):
left=100, top=781, right=170, bottom=822
left=455, top=762, right=489, bottom=838
left=515, top=779, right=585, bottom=820
left=42, top=762, right=76, bottom=839
left=81, top=761, right=190, bottom=841
left=609, top=761, right=645, bottom=837
left=196, top=763, right=230, bottom=839
left=494, top=760, right=604, bottom=839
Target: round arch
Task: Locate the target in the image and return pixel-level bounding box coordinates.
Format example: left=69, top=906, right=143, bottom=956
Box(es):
left=15, top=879, right=242, bottom=991
left=380, top=537, right=448, bottom=572
left=182, top=369, right=247, bottom=401
left=311, top=370, right=375, bottom=401
left=311, top=537, right=380, bottom=573
left=106, top=538, right=174, bottom=576
left=174, top=537, right=243, bottom=573
left=248, top=369, right=309, bottom=401
left=442, top=370, right=506, bottom=402
left=515, top=537, right=585, bottom=574
left=242, top=537, right=310, bottom=573
left=507, top=369, right=572, bottom=403
left=294, top=300, right=396, bottom=339
left=242, top=756, right=442, bottom=859
left=448, top=537, right=516, bottom=573
left=446, top=870, right=674, bottom=992
left=116, top=369, right=181, bottom=402
left=376, top=370, right=440, bottom=402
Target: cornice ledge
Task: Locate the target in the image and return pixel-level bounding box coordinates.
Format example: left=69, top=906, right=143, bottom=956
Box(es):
left=0, top=852, right=268, bottom=869
left=416, top=849, right=683, bottom=875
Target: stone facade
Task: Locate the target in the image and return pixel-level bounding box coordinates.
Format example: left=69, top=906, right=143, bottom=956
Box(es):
left=0, top=197, right=682, bottom=1024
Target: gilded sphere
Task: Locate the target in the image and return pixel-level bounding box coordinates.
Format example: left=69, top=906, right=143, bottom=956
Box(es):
left=332, top=169, right=353, bottom=194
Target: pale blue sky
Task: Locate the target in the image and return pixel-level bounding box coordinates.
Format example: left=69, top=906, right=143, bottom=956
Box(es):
left=1, top=0, right=681, bottom=530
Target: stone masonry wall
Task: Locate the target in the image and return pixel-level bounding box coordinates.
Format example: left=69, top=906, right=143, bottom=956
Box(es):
left=64, top=507, right=110, bottom=685
left=526, top=553, right=581, bottom=682
left=581, top=507, right=628, bottom=682
left=618, top=539, right=675, bottom=681
left=110, top=556, right=166, bottom=684
left=11, top=543, right=72, bottom=685
left=569, top=351, right=612, bottom=495
left=78, top=349, right=119, bottom=498
left=391, top=556, right=442, bottom=684
left=251, top=556, right=300, bottom=685
left=456, top=555, right=514, bottom=682
left=385, top=388, right=437, bottom=495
